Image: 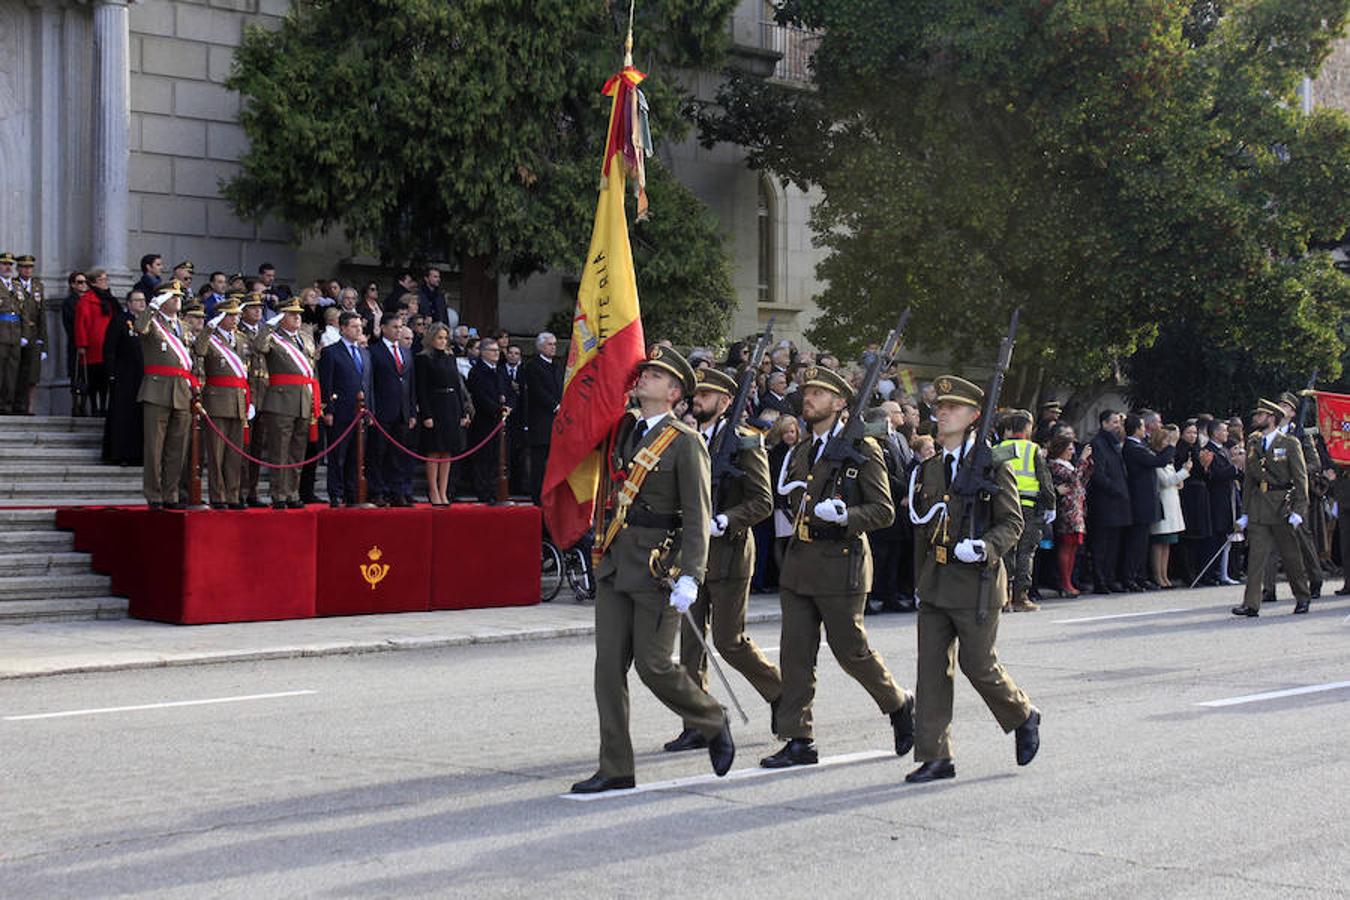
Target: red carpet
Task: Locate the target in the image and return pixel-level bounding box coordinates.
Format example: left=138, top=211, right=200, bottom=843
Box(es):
left=56, top=504, right=542, bottom=624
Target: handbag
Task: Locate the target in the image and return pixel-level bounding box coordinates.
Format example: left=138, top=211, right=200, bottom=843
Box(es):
left=71, top=348, right=88, bottom=417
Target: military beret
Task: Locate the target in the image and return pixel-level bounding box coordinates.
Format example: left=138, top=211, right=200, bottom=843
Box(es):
left=801, top=365, right=854, bottom=401
left=694, top=367, right=737, bottom=396
left=639, top=345, right=696, bottom=396
left=933, top=375, right=983, bottom=409
left=15, top=254, right=35, bottom=266
left=0, top=252, right=15, bottom=265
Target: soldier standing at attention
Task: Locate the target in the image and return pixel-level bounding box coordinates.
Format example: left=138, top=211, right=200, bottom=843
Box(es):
left=136, top=282, right=196, bottom=509
left=761, top=365, right=914, bottom=770
left=252, top=298, right=320, bottom=510
left=664, top=366, right=782, bottom=753
left=906, top=376, right=1040, bottom=784
left=0, top=252, right=21, bottom=413
left=13, top=254, right=46, bottom=415
left=1233, top=398, right=1311, bottom=616
left=195, top=296, right=251, bottom=509
left=571, top=348, right=734, bottom=795
left=237, top=297, right=270, bottom=507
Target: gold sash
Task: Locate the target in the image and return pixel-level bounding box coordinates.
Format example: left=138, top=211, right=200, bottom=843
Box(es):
left=597, top=425, right=681, bottom=558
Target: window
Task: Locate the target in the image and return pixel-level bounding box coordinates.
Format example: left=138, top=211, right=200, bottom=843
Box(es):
left=757, top=177, right=776, bottom=305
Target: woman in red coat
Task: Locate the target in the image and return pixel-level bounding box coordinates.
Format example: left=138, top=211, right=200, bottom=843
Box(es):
left=74, top=268, right=116, bottom=415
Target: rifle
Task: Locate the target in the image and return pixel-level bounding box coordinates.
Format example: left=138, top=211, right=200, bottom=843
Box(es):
left=1292, top=370, right=1318, bottom=440
left=949, top=308, right=1020, bottom=624
left=817, top=308, right=911, bottom=486
left=709, top=318, right=774, bottom=511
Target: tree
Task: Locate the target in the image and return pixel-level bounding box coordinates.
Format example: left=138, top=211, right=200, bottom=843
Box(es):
left=225, top=0, right=737, bottom=336
left=700, top=0, right=1350, bottom=399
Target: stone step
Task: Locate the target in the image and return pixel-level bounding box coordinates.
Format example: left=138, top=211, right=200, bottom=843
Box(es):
left=0, top=498, right=147, bottom=509
left=0, top=482, right=150, bottom=498
left=0, top=552, right=92, bottom=576
left=0, top=465, right=151, bottom=482
left=0, top=415, right=106, bottom=432
left=0, top=596, right=129, bottom=624
left=0, top=509, right=56, bottom=527
left=0, top=446, right=107, bottom=462
left=0, top=530, right=74, bottom=552
left=0, top=573, right=112, bottom=600
left=0, top=431, right=106, bottom=448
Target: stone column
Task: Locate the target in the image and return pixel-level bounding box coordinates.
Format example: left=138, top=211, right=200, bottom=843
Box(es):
left=35, top=1, right=68, bottom=413
left=91, top=0, right=133, bottom=281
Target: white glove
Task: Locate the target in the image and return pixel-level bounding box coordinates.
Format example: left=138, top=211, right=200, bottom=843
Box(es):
left=19, top=337, right=27, bottom=347
left=1288, top=512, right=1303, bottom=528
left=1043, top=509, right=1057, bottom=525
left=150, top=290, right=176, bottom=309
left=669, top=575, right=699, bottom=613
left=40, top=351, right=47, bottom=361
left=1235, top=515, right=1248, bottom=531
left=207, top=312, right=225, bottom=329
left=709, top=514, right=728, bottom=538
left=247, top=403, right=256, bottom=421
left=955, top=538, right=986, bottom=563
left=813, top=498, right=848, bottom=525
left=266, top=312, right=283, bottom=327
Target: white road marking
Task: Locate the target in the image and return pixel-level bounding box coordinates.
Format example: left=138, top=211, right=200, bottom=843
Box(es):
left=4, top=690, right=318, bottom=721
left=1196, top=681, right=1350, bottom=708
left=561, top=749, right=893, bottom=802
left=1055, top=608, right=1189, bottom=625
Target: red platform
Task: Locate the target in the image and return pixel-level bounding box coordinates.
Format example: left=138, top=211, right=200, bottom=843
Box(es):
left=56, top=504, right=541, bottom=624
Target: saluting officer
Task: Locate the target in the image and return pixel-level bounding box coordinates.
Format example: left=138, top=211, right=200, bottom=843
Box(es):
left=571, top=348, right=734, bottom=795
left=762, top=365, right=914, bottom=770
left=1233, top=398, right=1311, bottom=616
left=906, top=376, right=1040, bottom=784
left=136, top=282, right=196, bottom=509
left=237, top=297, right=270, bottom=507
left=13, top=254, right=46, bottom=415
left=194, top=295, right=251, bottom=509
left=0, top=252, right=21, bottom=413
left=251, top=298, right=320, bottom=509
left=664, top=366, right=782, bottom=754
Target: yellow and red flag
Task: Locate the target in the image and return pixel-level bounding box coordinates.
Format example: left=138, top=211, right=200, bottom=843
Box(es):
left=1313, top=391, right=1350, bottom=466
left=540, top=64, right=648, bottom=548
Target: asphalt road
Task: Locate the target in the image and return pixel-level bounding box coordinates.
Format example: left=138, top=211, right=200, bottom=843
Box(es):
left=1, top=587, right=1348, bottom=898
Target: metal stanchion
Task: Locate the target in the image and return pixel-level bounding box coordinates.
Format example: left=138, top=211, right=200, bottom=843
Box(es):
left=355, top=390, right=374, bottom=508
left=187, top=394, right=209, bottom=510
left=496, top=406, right=511, bottom=504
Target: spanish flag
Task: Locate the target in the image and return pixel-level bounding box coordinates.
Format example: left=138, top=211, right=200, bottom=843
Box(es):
left=540, top=62, right=648, bottom=549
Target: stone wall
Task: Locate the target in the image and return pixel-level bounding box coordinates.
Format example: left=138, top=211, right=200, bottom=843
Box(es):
left=127, top=0, right=296, bottom=282
left=1313, top=37, right=1350, bottom=114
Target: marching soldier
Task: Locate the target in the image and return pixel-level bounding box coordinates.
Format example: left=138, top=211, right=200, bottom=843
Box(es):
left=664, top=366, right=782, bottom=753
left=1257, top=391, right=1327, bottom=601
left=194, top=296, right=251, bottom=509
left=135, top=282, right=195, bottom=509
left=571, top=348, right=734, bottom=795
left=1233, top=398, right=1311, bottom=616
left=251, top=298, right=319, bottom=509
left=13, top=254, right=46, bottom=415
left=0, top=252, right=21, bottom=413
left=906, top=376, right=1040, bottom=783
left=762, top=365, right=914, bottom=770
left=237, top=297, right=270, bottom=507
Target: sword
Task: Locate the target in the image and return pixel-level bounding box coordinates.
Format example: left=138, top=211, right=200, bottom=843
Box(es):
left=1189, top=534, right=1235, bottom=589
left=681, top=607, right=750, bottom=725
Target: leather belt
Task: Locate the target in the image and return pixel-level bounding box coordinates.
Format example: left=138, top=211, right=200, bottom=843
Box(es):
left=626, top=508, right=681, bottom=530
left=807, top=524, right=849, bottom=541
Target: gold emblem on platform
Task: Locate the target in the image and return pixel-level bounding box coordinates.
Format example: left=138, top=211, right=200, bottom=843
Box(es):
left=361, top=546, right=390, bottom=590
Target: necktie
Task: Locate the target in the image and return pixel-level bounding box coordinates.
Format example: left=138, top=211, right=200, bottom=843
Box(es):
left=629, top=419, right=649, bottom=458
left=393, top=343, right=403, bottom=372
left=813, top=437, right=825, bottom=462
left=945, top=453, right=956, bottom=488
left=350, top=344, right=362, bottom=373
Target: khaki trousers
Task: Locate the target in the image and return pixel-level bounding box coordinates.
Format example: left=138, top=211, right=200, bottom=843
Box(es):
left=915, top=603, right=1032, bottom=762
left=206, top=417, right=244, bottom=505
left=593, top=581, right=724, bottom=778
left=264, top=412, right=308, bottom=502
left=142, top=402, right=190, bottom=504
left=243, top=413, right=267, bottom=500
left=1244, top=522, right=1309, bottom=610
left=0, top=342, right=19, bottom=411
left=679, top=575, right=782, bottom=728
left=1262, top=520, right=1321, bottom=594
left=777, top=586, right=905, bottom=741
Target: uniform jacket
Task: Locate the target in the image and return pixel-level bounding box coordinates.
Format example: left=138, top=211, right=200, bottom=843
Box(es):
left=778, top=430, right=894, bottom=596
left=596, top=413, right=712, bottom=593
left=1086, top=430, right=1131, bottom=528
left=133, top=307, right=194, bottom=410
left=706, top=421, right=773, bottom=584
left=193, top=326, right=251, bottom=420
left=318, top=340, right=373, bottom=423
left=522, top=353, right=564, bottom=448
left=0, top=279, right=19, bottom=345
left=252, top=324, right=318, bottom=420
left=1243, top=430, right=1309, bottom=524
left=912, top=446, right=1023, bottom=609
left=16, top=278, right=46, bottom=347
left=237, top=320, right=269, bottom=410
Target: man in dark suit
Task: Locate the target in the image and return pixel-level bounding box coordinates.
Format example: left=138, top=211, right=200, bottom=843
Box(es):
left=500, top=342, right=528, bottom=496
left=757, top=371, right=795, bottom=418
left=1200, top=418, right=1241, bottom=585
left=418, top=267, right=452, bottom=327
left=1120, top=412, right=1175, bottom=590
left=367, top=311, right=417, bottom=507
left=521, top=331, right=564, bottom=503
left=131, top=254, right=162, bottom=301
left=467, top=337, right=515, bottom=503
left=317, top=312, right=373, bottom=506
left=1085, top=409, right=1131, bottom=593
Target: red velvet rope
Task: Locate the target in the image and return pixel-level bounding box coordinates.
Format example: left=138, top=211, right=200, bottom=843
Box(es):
left=197, top=408, right=361, bottom=469
left=364, top=413, right=505, bottom=463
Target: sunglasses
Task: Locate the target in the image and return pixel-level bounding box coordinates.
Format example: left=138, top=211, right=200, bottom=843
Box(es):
left=73, top=279, right=87, bottom=286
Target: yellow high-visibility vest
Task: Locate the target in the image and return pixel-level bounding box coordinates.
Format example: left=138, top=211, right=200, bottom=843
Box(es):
left=997, top=438, right=1040, bottom=508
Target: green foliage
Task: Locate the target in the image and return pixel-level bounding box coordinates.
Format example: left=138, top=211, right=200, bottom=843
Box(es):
left=225, top=0, right=738, bottom=328
left=701, top=0, right=1350, bottom=395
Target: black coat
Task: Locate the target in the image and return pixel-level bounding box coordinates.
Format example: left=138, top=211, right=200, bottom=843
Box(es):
left=418, top=284, right=448, bottom=326
left=467, top=358, right=515, bottom=445
left=758, top=391, right=795, bottom=418
left=521, top=353, right=564, bottom=448
left=1086, top=430, right=1131, bottom=528
left=1203, top=440, right=1240, bottom=532
left=102, top=311, right=143, bottom=464
left=1121, top=436, right=1175, bottom=526
left=415, top=350, right=470, bottom=454
left=500, top=361, right=526, bottom=438
left=368, top=339, right=414, bottom=425
left=1175, top=440, right=1212, bottom=538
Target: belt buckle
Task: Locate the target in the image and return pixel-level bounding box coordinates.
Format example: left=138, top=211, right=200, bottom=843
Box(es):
left=1260, top=483, right=1268, bottom=493
left=797, top=521, right=812, bottom=543
left=935, top=545, right=948, bottom=565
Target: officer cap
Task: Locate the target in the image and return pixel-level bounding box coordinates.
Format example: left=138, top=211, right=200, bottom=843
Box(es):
left=215, top=296, right=244, bottom=315
left=800, top=365, right=854, bottom=401
left=174, top=260, right=195, bottom=273
left=933, top=375, right=983, bottom=409
left=1040, top=400, right=1063, bottom=412
left=183, top=302, right=206, bottom=319
left=1256, top=398, right=1284, bottom=419
left=240, top=296, right=264, bottom=308
left=1277, top=391, right=1301, bottom=411
left=229, top=272, right=245, bottom=283
left=275, top=297, right=306, bottom=315
left=694, top=367, right=737, bottom=396
left=639, top=345, right=696, bottom=396
left=0, top=252, right=14, bottom=265
left=15, top=254, right=35, bottom=266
